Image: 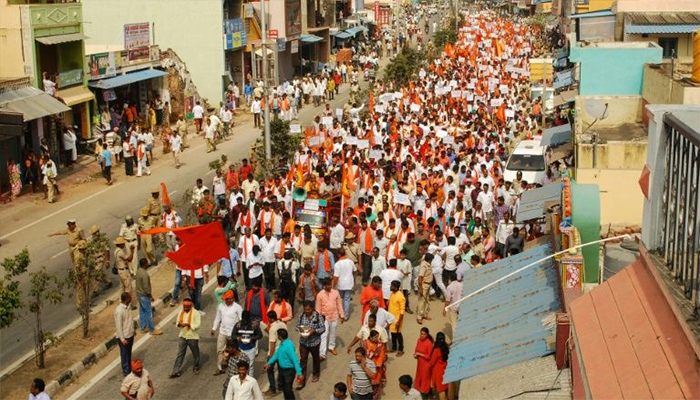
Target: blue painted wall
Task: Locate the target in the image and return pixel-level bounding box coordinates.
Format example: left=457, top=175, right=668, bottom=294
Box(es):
left=570, top=44, right=662, bottom=96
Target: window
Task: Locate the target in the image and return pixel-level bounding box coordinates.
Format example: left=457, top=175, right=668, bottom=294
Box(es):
left=506, top=154, right=546, bottom=172
left=658, top=37, right=678, bottom=59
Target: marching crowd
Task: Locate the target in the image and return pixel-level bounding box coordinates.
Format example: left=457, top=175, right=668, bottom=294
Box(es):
left=30, top=5, right=562, bottom=400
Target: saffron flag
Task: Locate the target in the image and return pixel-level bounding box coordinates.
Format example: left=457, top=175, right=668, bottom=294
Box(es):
left=142, top=222, right=228, bottom=287
left=161, top=182, right=171, bottom=207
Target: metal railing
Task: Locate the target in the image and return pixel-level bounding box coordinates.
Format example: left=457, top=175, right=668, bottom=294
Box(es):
left=659, top=112, right=700, bottom=316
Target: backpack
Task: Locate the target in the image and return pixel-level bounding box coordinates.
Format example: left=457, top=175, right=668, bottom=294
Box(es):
left=280, top=260, right=293, bottom=283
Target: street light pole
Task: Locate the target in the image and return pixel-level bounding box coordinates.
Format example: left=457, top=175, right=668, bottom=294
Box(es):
left=260, top=0, right=272, bottom=160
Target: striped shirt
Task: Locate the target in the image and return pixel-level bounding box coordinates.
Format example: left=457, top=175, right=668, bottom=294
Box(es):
left=347, top=359, right=376, bottom=395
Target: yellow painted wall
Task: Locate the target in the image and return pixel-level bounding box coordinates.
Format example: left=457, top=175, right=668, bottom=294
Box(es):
left=642, top=65, right=700, bottom=105
left=576, top=142, right=648, bottom=169
left=628, top=33, right=693, bottom=61
left=0, top=0, right=25, bottom=78
left=575, top=96, right=643, bottom=133
left=588, top=0, right=616, bottom=12
left=576, top=168, right=644, bottom=225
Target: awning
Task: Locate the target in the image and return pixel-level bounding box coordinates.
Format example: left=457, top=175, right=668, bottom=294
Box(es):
left=345, top=26, right=365, bottom=36
left=553, top=89, right=577, bottom=107
left=332, top=31, right=353, bottom=40
left=570, top=9, right=614, bottom=19
left=541, top=123, right=572, bottom=146
left=444, top=244, right=561, bottom=383
left=300, top=34, right=323, bottom=43
left=0, top=111, right=24, bottom=138
left=36, top=33, right=88, bottom=45
left=57, top=85, right=95, bottom=107
left=0, top=87, right=70, bottom=122
left=626, top=23, right=700, bottom=34
left=625, top=11, right=700, bottom=34
left=553, top=76, right=574, bottom=90
left=516, top=183, right=562, bottom=223
left=88, top=69, right=167, bottom=90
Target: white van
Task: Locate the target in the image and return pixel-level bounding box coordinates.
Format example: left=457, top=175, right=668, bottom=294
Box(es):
left=503, top=140, right=547, bottom=186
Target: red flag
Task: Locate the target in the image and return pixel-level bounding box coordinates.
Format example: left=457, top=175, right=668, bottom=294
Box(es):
left=143, top=222, right=228, bottom=287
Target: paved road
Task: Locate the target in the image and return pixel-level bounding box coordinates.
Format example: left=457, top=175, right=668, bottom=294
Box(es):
left=0, top=74, right=375, bottom=369
left=67, top=280, right=450, bottom=400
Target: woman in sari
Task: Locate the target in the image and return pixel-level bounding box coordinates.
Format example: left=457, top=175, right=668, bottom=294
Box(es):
left=8, top=159, right=22, bottom=198
left=430, top=331, right=450, bottom=400
left=363, top=329, right=387, bottom=399
left=413, top=327, right=433, bottom=395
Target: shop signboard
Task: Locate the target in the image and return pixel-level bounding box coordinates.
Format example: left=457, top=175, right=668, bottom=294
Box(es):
left=88, top=52, right=116, bottom=79
left=285, top=0, right=301, bottom=37
left=277, top=38, right=286, bottom=52
left=224, top=19, right=247, bottom=50
left=291, top=39, right=299, bottom=54
left=128, top=46, right=150, bottom=63
left=124, top=22, right=150, bottom=50
left=58, top=69, right=83, bottom=88
left=244, top=4, right=254, bottom=18
left=374, top=1, right=380, bottom=21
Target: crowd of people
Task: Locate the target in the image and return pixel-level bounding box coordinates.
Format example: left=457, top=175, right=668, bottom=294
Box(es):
left=27, top=4, right=565, bottom=400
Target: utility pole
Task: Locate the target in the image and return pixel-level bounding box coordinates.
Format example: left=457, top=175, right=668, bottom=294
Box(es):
left=260, top=0, right=272, bottom=160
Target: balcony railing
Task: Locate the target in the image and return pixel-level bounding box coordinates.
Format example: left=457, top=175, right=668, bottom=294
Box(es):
left=659, top=112, right=700, bottom=317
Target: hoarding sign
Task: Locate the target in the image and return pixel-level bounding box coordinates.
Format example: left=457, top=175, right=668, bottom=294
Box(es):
left=88, top=52, right=116, bottom=79
left=285, top=0, right=301, bottom=36
left=124, top=22, right=150, bottom=50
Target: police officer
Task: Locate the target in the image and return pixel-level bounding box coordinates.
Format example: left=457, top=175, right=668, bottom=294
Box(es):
left=119, top=216, right=139, bottom=275
left=137, top=207, right=156, bottom=266
left=114, top=237, right=136, bottom=294
left=49, top=219, right=86, bottom=264
left=146, top=187, right=162, bottom=227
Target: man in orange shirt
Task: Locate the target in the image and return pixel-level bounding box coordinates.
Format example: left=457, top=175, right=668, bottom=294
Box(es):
left=359, top=276, right=385, bottom=322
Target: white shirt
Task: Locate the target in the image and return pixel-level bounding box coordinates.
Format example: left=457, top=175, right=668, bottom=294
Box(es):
left=477, top=191, right=494, bottom=213
left=193, top=105, right=204, bottom=118
left=333, top=258, right=356, bottom=290
left=443, top=245, right=459, bottom=271
left=258, top=236, right=278, bottom=263
left=29, top=392, right=51, bottom=400
left=212, top=302, right=243, bottom=336
left=379, top=268, right=404, bottom=299
left=362, top=307, right=396, bottom=329
left=246, top=253, right=264, bottom=279
left=224, top=374, right=263, bottom=400
left=182, top=264, right=209, bottom=279
left=238, top=234, right=259, bottom=262
left=329, top=224, right=346, bottom=249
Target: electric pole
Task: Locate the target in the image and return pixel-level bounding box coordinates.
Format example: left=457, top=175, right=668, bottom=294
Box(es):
left=261, top=0, right=272, bottom=160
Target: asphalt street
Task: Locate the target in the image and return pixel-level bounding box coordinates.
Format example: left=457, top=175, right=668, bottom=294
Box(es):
left=0, top=75, right=374, bottom=369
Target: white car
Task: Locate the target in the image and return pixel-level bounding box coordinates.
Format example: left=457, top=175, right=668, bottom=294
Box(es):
left=503, top=140, right=547, bottom=186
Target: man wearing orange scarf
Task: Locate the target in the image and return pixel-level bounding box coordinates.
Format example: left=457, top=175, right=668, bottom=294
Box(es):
left=244, top=277, right=271, bottom=326
left=357, top=220, right=375, bottom=286
left=313, top=241, right=335, bottom=289
left=169, top=298, right=201, bottom=378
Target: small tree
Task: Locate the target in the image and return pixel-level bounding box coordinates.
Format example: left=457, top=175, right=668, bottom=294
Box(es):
left=69, top=232, right=109, bottom=338
left=29, top=267, right=64, bottom=368
left=0, top=249, right=64, bottom=368
left=384, top=47, right=425, bottom=87
left=252, top=118, right=302, bottom=181
left=0, top=249, right=29, bottom=328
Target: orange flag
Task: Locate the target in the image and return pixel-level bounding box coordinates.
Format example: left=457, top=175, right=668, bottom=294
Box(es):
left=161, top=182, right=171, bottom=206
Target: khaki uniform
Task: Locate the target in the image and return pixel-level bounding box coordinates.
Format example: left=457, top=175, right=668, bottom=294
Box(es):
left=176, top=119, right=188, bottom=148
left=417, top=260, right=433, bottom=318
left=146, top=197, right=162, bottom=226
left=114, top=246, right=134, bottom=293
left=138, top=215, right=156, bottom=266
left=342, top=242, right=360, bottom=265
left=119, top=223, right=139, bottom=275
left=90, top=235, right=110, bottom=288
left=59, top=227, right=86, bottom=264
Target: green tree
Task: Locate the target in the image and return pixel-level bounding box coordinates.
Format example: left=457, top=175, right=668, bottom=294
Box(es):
left=0, top=249, right=64, bottom=368
left=252, top=118, right=302, bottom=181
left=0, top=249, right=29, bottom=328
left=433, top=27, right=458, bottom=51
left=69, top=232, right=109, bottom=338
left=29, top=267, right=64, bottom=368
left=384, top=47, right=425, bottom=87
